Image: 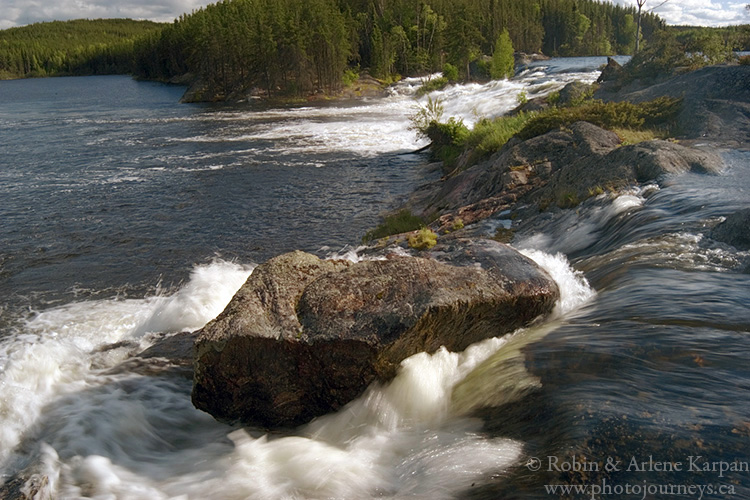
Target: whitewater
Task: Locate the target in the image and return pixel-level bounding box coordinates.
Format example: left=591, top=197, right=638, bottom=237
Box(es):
left=1, top=57, right=749, bottom=499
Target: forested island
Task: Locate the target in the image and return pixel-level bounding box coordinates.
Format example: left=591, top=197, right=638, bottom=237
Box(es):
left=1, top=0, right=749, bottom=101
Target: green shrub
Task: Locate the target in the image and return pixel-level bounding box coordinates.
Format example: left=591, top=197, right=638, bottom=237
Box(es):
left=363, top=209, right=426, bottom=242
left=409, top=96, right=444, bottom=136
left=426, top=117, right=470, bottom=147
left=463, top=113, right=534, bottom=162
left=342, top=68, right=359, bottom=87
left=416, top=76, right=449, bottom=96
left=443, top=63, right=459, bottom=82
left=516, top=97, right=682, bottom=141
left=424, top=117, right=470, bottom=165
left=408, top=227, right=438, bottom=250
left=517, top=90, right=528, bottom=105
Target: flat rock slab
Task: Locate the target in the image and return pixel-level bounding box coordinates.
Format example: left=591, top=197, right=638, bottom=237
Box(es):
left=192, top=240, right=559, bottom=428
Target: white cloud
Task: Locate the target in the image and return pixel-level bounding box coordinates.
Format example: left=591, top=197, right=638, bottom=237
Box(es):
left=610, top=0, right=750, bottom=26
left=0, top=0, right=213, bottom=28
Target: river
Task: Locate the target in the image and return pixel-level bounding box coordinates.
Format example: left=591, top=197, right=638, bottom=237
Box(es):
left=1, top=58, right=749, bottom=499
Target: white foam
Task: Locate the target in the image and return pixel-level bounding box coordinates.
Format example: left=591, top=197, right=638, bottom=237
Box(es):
left=517, top=188, right=648, bottom=255
left=520, top=249, right=596, bottom=317
left=16, top=336, right=523, bottom=500
left=0, top=260, right=253, bottom=466
left=134, top=260, right=254, bottom=336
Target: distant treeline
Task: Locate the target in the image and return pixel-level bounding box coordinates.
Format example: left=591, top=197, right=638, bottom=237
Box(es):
left=2, top=1, right=749, bottom=100
left=0, top=19, right=164, bottom=78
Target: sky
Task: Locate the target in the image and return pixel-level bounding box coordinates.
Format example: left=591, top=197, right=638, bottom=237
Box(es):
left=0, top=0, right=749, bottom=30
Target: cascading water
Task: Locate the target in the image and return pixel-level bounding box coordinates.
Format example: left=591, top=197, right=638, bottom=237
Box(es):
left=2, top=56, right=749, bottom=499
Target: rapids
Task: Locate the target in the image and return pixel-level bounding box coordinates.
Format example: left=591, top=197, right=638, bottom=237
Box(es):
left=1, top=57, right=749, bottom=499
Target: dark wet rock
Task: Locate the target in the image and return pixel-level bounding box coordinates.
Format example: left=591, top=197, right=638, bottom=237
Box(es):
left=514, top=52, right=550, bottom=67
left=607, top=140, right=723, bottom=180
left=511, top=95, right=550, bottom=115
left=107, top=331, right=199, bottom=379
left=710, top=209, right=750, bottom=250
left=597, top=57, right=623, bottom=83
left=192, top=242, right=558, bottom=428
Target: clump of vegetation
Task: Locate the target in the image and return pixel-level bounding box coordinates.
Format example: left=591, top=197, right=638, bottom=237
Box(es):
left=363, top=209, right=426, bottom=242
left=516, top=96, right=682, bottom=141
left=739, top=55, right=750, bottom=66
left=442, top=63, right=459, bottom=82
left=611, top=127, right=669, bottom=145
left=621, top=28, right=736, bottom=83
left=408, top=228, right=438, bottom=250
left=557, top=191, right=580, bottom=209
left=424, top=118, right=470, bottom=165
left=417, top=76, right=449, bottom=96
left=410, top=96, right=445, bottom=133
left=419, top=95, right=682, bottom=175
left=491, top=29, right=515, bottom=80
left=416, top=63, right=460, bottom=96
left=342, top=68, right=360, bottom=87
left=463, top=113, right=535, bottom=162
left=492, top=227, right=515, bottom=243
left=517, top=90, right=528, bottom=105
left=451, top=218, right=465, bottom=230
left=410, top=96, right=470, bottom=166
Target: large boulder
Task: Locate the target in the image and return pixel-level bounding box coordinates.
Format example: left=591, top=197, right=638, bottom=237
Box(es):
left=192, top=240, right=559, bottom=428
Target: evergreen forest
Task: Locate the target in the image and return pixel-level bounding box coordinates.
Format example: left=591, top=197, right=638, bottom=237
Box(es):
left=2, top=0, right=749, bottom=101
left=0, top=19, right=164, bottom=79
left=131, top=0, right=667, bottom=98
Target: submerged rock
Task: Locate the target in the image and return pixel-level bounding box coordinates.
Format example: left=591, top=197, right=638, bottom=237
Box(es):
left=192, top=241, right=558, bottom=428
left=710, top=208, right=750, bottom=251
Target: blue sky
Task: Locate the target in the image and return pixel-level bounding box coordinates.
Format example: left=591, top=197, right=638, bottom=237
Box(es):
left=1, top=0, right=749, bottom=30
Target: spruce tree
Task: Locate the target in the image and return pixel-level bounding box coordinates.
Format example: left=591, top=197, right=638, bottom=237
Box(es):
left=491, top=29, right=514, bottom=80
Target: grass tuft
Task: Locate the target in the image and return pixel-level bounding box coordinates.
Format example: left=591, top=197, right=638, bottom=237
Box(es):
left=363, top=209, right=426, bottom=242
